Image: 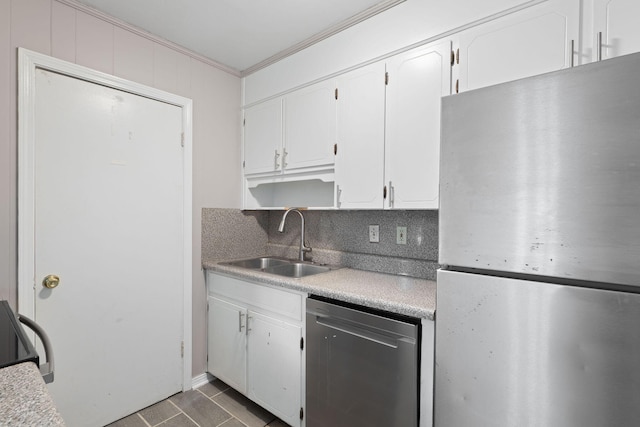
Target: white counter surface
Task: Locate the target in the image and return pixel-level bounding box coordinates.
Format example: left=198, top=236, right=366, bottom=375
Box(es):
left=0, top=362, right=65, bottom=426
left=204, top=259, right=436, bottom=320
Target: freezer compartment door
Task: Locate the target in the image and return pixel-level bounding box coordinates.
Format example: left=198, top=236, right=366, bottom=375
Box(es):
left=439, top=52, right=640, bottom=286
left=435, top=270, right=640, bottom=427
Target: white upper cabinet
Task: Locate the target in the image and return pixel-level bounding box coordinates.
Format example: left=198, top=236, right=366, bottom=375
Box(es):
left=384, top=41, right=452, bottom=209
left=592, top=0, right=640, bottom=61
left=335, top=61, right=386, bottom=209
left=243, top=98, right=283, bottom=175
left=453, top=0, right=580, bottom=93
left=243, top=80, right=336, bottom=178
left=284, top=79, right=336, bottom=172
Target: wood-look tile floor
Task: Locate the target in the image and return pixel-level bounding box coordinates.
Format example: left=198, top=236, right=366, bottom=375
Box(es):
left=106, top=379, right=289, bottom=427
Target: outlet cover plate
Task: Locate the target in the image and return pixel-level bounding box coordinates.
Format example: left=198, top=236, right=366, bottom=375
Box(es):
left=396, top=226, right=407, bottom=245
left=369, top=225, right=380, bottom=243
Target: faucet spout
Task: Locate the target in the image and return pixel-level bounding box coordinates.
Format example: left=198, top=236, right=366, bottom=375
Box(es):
left=278, top=208, right=311, bottom=261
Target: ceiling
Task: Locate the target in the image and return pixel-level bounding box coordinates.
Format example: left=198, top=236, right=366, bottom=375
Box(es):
left=73, top=0, right=404, bottom=75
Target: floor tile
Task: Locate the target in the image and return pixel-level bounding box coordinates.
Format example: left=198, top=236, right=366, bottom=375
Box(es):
left=105, top=413, right=149, bottom=427
left=266, top=419, right=290, bottom=427
left=218, top=418, right=248, bottom=427
left=212, top=388, right=276, bottom=427
left=170, top=389, right=233, bottom=427
left=157, top=413, right=199, bottom=427
left=197, top=379, right=230, bottom=398
left=139, top=399, right=181, bottom=426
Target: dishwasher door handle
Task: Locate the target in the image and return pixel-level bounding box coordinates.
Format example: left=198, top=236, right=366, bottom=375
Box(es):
left=315, top=316, right=399, bottom=348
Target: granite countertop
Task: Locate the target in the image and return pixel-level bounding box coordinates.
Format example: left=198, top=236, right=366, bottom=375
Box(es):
left=0, top=362, right=65, bottom=426
left=204, top=259, right=436, bottom=320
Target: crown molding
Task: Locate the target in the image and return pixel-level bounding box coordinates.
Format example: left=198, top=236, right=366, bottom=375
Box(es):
left=240, top=0, right=406, bottom=76
left=55, top=0, right=242, bottom=76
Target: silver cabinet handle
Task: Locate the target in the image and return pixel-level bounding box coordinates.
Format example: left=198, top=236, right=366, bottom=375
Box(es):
left=18, top=314, right=55, bottom=384
left=246, top=315, right=252, bottom=335
left=570, top=39, right=575, bottom=67
left=282, top=148, right=288, bottom=169
left=336, top=184, right=342, bottom=208
left=274, top=149, right=280, bottom=170
left=238, top=312, right=245, bottom=332
left=597, top=32, right=603, bottom=61
left=389, top=181, right=395, bottom=208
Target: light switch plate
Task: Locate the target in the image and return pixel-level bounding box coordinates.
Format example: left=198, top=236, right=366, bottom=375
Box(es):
left=369, top=225, right=380, bottom=243
left=396, top=226, right=407, bottom=245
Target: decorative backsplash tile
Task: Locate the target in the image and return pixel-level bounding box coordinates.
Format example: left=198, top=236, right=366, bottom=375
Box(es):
left=201, top=209, right=268, bottom=261
left=202, top=208, right=439, bottom=280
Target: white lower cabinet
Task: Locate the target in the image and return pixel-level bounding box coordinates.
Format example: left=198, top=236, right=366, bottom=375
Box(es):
left=207, top=296, right=247, bottom=394
left=247, top=312, right=302, bottom=423
left=207, top=272, right=304, bottom=427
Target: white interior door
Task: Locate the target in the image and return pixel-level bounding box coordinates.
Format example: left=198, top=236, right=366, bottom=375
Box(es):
left=22, top=56, right=188, bottom=426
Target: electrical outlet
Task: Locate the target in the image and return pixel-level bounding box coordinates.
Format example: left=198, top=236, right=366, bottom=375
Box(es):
left=369, top=225, right=380, bottom=243
left=396, top=226, right=407, bottom=245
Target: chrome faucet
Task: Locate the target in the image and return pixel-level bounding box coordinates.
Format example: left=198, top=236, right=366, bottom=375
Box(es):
left=278, top=208, right=311, bottom=261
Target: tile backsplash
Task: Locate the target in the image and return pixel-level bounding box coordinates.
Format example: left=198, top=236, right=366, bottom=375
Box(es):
left=202, top=208, right=439, bottom=280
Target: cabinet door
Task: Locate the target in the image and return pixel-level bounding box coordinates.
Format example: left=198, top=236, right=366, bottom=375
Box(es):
left=335, top=61, right=386, bottom=208
left=593, top=0, right=640, bottom=61
left=385, top=41, right=452, bottom=210
left=207, top=296, right=247, bottom=394
left=284, top=79, right=336, bottom=171
left=243, top=98, right=283, bottom=175
left=247, top=311, right=302, bottom=427
left=454, top=0, right=579, bottom=92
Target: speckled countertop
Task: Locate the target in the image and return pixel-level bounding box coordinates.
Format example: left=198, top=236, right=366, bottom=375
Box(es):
left=204, top=259, right=436, bottom=320
left=0, top=362, right=65, bottom=426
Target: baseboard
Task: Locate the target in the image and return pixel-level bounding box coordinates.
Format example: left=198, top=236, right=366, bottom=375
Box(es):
left=192, top=372, right=215, bottom=390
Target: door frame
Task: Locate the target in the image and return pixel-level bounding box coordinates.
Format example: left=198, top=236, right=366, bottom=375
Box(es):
left=17, top=48, right=193, bottom=390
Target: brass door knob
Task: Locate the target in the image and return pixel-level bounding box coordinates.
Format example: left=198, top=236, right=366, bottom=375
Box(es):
left=42, top=274, right=60, bottom=289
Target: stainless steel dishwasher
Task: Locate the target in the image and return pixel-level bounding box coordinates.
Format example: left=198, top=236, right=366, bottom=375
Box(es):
left=306, top=295, right=420, bottom=427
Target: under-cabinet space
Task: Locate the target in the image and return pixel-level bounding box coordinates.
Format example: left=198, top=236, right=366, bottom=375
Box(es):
left=244, top=178, right=335, bottom=210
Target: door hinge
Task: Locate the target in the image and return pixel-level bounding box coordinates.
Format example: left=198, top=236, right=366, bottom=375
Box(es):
left=207, top=301, right=209, bottom=311
left=385, top=71, right=389, bottom=85
left=181, top=341, right=184, bottom=358
left=383, top=185, right=387, bottom=199
left=180, top=132, right=184, bottom=147
left=243, top=117, right=246, bottom=126
left=300, top=407, right=304, bottom=420
left=300, top=337, right=304, bottom=350
left=333, top=143, right=338, bottom=155
left=334, top=88, right=338, bottom=100
left=242, top=160, right=245, bottom=168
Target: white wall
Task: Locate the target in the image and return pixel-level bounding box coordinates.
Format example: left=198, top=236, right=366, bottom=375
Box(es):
left=0, top=0, right=242, bottom=378
left=244, top=0, right=538, bottom=104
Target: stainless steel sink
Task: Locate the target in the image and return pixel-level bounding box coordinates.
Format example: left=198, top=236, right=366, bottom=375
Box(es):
left=222, top=257, right=289, bottom=269
left=263, top=262, right=331, bottom=278
left=222, top=257, right=332, bottom=278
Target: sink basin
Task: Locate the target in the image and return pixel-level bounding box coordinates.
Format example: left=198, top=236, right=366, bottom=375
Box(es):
left=222, top=257, right=289, bottom=269
left=263, top=262, right=331, bottom=278
left=222, top=257, right=333, bottom=278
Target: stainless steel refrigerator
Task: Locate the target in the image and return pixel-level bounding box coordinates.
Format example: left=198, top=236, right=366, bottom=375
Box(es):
left=436, top=52, right=640, bottom=426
